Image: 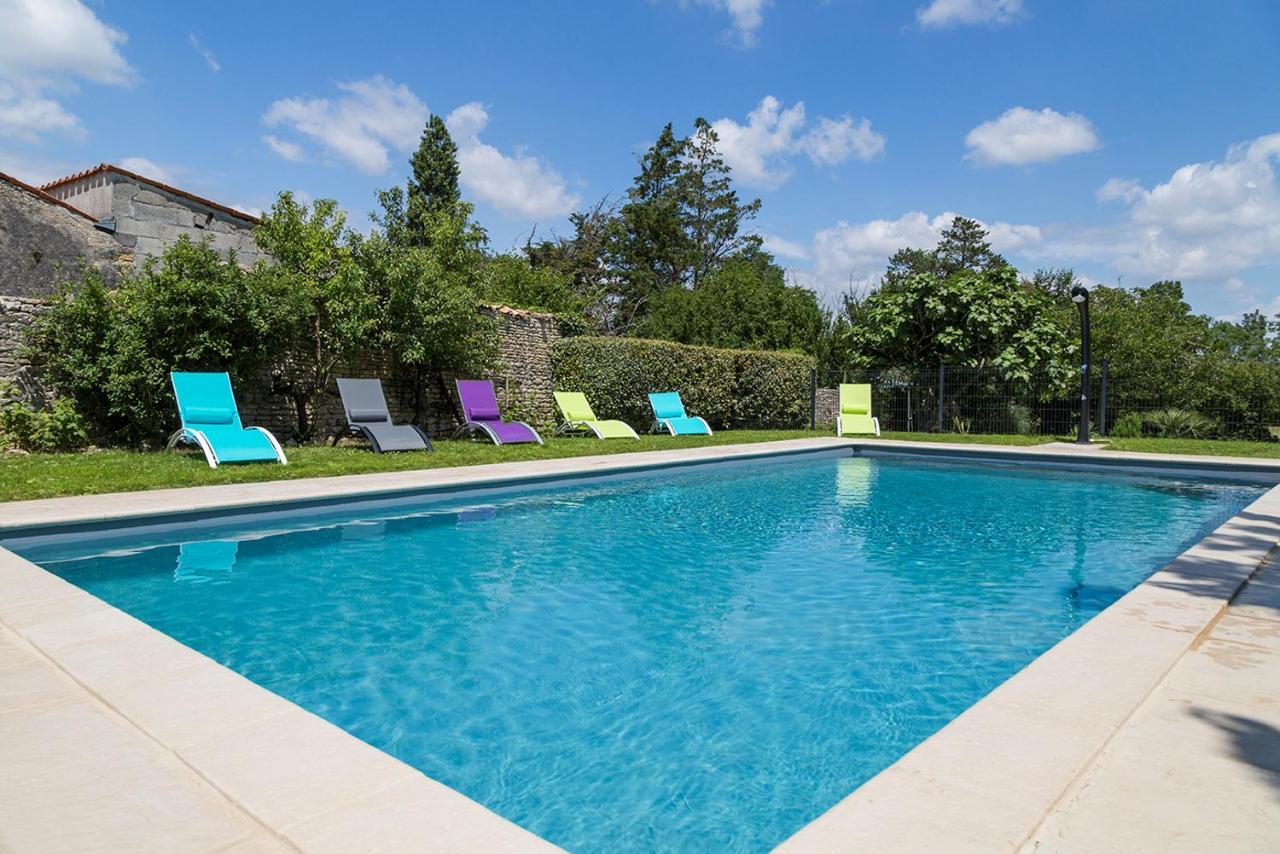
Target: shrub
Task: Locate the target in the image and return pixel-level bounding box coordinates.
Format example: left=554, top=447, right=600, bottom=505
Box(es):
left=1144, top=407, right=1218, bottom=439
left=1008, top=403, right=1036, bottom=435
left=551, top=337, right=812, bottom=430
left=26, top=239, right=266, bottom=446
left=1110, top=411, right=1145, bottom=438
left=0, top=385, right=88, bottom=452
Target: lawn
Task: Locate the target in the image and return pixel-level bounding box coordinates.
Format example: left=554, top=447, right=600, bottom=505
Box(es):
left=1102, top=437, right=1280, bottom=459
left=0, top=430, right=828, bottom=502
left=6, top=430, right=1279, bottom=503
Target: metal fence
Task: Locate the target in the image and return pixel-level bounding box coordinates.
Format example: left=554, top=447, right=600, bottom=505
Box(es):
left=813, top=362, right=1280, bottom=440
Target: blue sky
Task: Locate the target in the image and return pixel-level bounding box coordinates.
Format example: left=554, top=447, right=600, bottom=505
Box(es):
left=2, top=0, right=1278, bottom=318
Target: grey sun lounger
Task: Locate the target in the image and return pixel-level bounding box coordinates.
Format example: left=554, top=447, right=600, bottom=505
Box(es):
left=336, top=378, right=432, bottom=453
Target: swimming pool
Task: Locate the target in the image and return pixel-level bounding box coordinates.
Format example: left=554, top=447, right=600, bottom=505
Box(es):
left=9, top=451, right=1266, bottom=852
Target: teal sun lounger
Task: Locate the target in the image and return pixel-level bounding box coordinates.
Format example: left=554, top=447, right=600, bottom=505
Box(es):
left=648, top=391, right=712, bottom=436
left=167, top=371, right=288, bottom=468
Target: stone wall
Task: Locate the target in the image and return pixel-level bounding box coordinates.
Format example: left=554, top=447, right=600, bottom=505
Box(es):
left=108, top=179, right=268, bottom=268
left=0, top=296, right=46, bottom=399
left=235, top=305, right=566, bottom=442
left=815, top=386, right=838, bottom=427
left=0, top=176, right=124, bottom=297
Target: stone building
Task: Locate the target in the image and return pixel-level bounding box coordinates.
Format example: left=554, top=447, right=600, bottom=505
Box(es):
left=39, top=163, right=267, bottom=267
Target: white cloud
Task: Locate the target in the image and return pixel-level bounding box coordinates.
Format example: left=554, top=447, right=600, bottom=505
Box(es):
left=188, top=34, right=220, bottom=73
left=711, top=96, right=885, bottom=189
left=0, top=85, right=81, bottom=142
left=965, top=107, right=1100, bottom=166
left=693, top=0, right=769, bottom=47
left=263, top=75, right=428, bottom=174
left=1095, top=177, right=1144, bottom=204
left=0, top=0, right=132, bottom=142
left=445, top=101, right=580, bottom=219
left=1089, top=133, right=1280, bottom=280
left=917, top=0, right=1024, bottom=29
left=263, top=134, right=305, bottom=162
left=761, top=233, right=809, bottom=260
left=118, top=156, right=171, bottom=184
left=810, top=210, right=1040, bottom=298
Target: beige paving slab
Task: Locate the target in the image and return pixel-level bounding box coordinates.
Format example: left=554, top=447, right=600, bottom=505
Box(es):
left=0, top=699, right=268, bottom=854
left=282, top=774, right=561, bottom=853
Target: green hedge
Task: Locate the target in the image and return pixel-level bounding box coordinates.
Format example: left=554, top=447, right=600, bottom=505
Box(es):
left=551, top=337, right=813, bottom=430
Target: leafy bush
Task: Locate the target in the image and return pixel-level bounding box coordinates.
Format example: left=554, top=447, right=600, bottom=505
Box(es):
left=1144, top=407, right=1218, bottom=439
left=1110, top=411, right=1145, bottom=438
left=1007, top=403, right=1036, bottom=435
left=552, top=337, right=812, bottom=430
left=27, top=239, right=266, bottom=446
left=0, top=385, right=88, bottom=452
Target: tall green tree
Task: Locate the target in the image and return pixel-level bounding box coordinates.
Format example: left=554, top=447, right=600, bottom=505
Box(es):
left=251, top=192, right=376, bottom=441
left=607, top=123, right=689, bottom=329
left=934, top=215, right=1006, bottom=275
left=357, top=187, right=495, bottom=424
left=406, top=114, right=462, bottom=244
left=680, top=118, right=762, bottom=288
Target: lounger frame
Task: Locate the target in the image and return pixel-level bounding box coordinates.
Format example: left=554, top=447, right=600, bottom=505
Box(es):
left=166, top=426, right=288, bottom=469
left=452, top=420, right=544, bottom=446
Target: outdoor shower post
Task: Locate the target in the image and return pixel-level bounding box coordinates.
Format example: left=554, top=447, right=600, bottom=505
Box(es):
left=1071, top=285, right=1091, bottom=445
left=1099, top=360, right=1109, bottom=437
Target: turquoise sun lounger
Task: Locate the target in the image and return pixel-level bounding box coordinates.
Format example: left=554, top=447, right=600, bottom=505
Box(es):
left=167, top=372, right=287, bottom=468
left=648, top=391, right=712, bottom=436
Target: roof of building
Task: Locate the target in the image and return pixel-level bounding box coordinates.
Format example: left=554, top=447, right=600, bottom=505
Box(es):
left=0, top=170, right=100, bottom=222
left=40, top=163, right=261, bottom=225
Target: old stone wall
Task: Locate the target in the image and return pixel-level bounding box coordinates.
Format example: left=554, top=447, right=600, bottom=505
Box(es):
left=815, top=386, right=838, bottom=427
left=0, top=296, right=46, bottom=399
left=109, top=179, right=267, bottom=268
left=0, top=177, right=124, bottom=297
left=236, top=305, right=565, bottom=442
left=0, top=296, right=567, bottom=443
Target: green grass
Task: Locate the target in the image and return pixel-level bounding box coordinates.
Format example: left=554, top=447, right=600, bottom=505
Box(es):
left=877, top=431, right=1053, bottom=446
left=1102, top=436, right=1280, bottom=459
left=0, top=430, right=827, bottom=502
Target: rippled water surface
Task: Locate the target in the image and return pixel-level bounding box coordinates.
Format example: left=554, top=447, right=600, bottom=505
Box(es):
left=20, top=453, right=1264, bottom=852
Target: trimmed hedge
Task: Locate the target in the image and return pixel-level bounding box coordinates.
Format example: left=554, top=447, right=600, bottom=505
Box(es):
left=551, top=337, right=813, bottom=430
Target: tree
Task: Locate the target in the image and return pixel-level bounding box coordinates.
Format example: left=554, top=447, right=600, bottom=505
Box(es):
left=356, top=188, right=496, bottom=424
left=844, top=265, right=1071, bottom=382
left=406, top=115, right=462, bottom=243
left=680, top=118, right=762, bottom=288
left=640, top=250, right=822, bottom=352
left=606, top=119, right=762, bottom=332
left=607, top=123, right=689, bottom=329
left=251, top=192, right=376, bottom=441
left=934, top=215, right=1005, bottom=276
left=27, top=237, right=263, bottom=445
left=523, top=197, right=616, bottom=329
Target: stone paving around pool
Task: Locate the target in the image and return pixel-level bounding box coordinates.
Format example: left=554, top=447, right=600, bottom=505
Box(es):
left=2, top=437, right=1280, bottom=852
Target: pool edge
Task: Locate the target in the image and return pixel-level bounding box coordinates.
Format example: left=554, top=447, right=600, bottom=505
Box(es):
left=2, top=436, right=1279, bottom=851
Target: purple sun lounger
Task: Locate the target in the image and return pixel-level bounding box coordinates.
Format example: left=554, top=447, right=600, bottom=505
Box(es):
left=454, top=379, right=543, bottom=445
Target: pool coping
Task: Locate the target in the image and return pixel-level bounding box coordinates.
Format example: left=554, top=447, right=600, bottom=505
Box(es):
left=2, top=436, right=1279, bottom=851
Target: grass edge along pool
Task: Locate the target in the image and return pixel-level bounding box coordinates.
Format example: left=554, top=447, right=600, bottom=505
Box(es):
left=5, top=450, right=1269, bottom=853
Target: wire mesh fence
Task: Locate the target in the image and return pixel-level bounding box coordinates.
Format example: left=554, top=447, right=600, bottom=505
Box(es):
left=814, top=362, right=1280, bottom=440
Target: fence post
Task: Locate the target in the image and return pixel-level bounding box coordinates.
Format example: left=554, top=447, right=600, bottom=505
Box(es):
left=1099, top=360, right=1109, bottom=437
left=937, top=364, right=946, bottom=432
left=809, top=368, right=817, bottom=431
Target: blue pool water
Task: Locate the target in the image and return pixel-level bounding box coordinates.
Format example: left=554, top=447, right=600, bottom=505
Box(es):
left=13, top=452, right=1265, bottom=852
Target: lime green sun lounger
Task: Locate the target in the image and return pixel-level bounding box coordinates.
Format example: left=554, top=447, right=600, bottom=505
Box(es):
left=837, top=383, right=880, bottom=436
left=553, top=391, right=639, bottom=440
